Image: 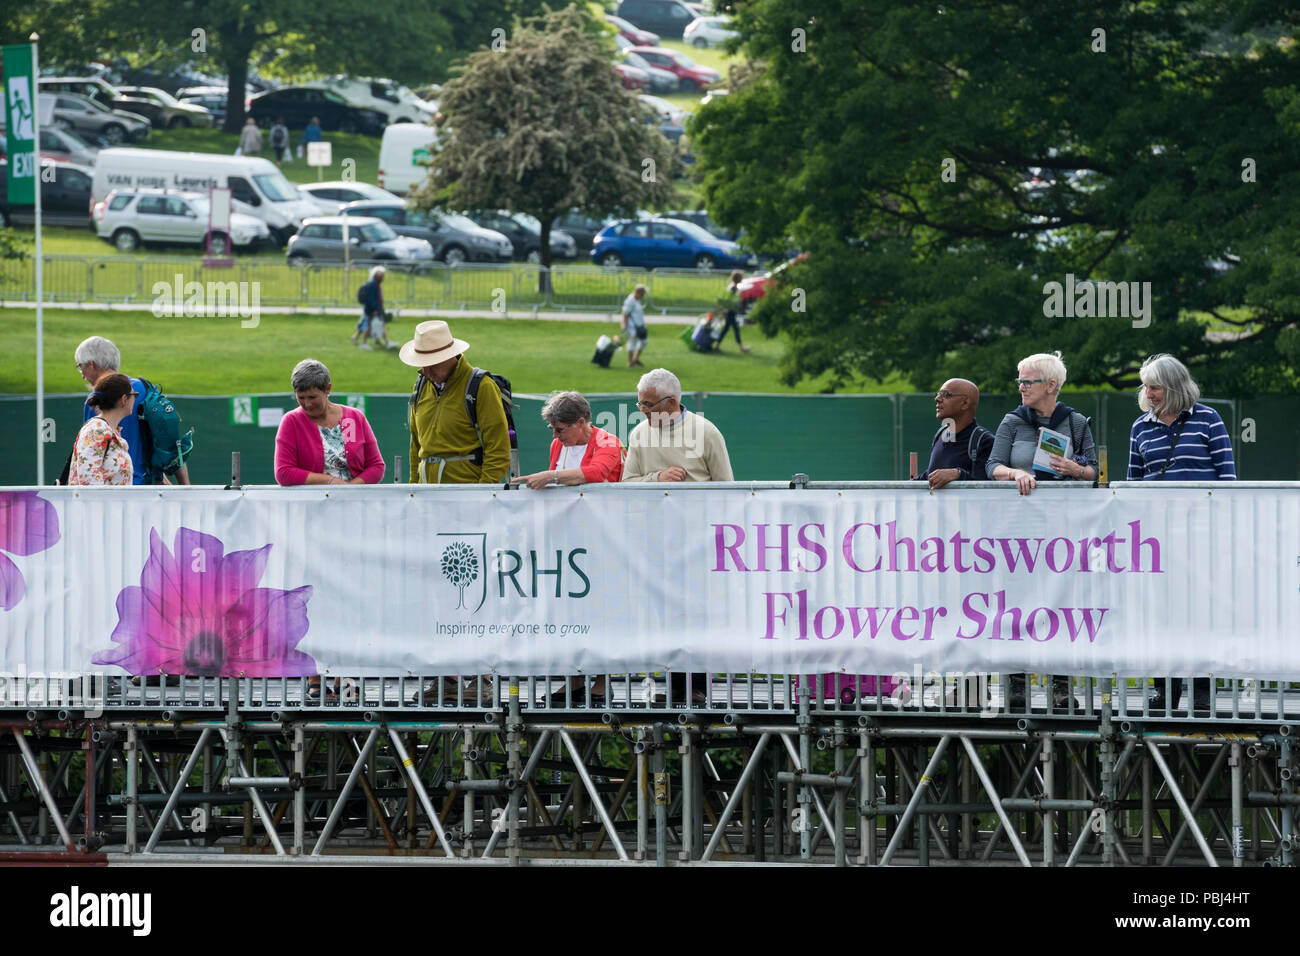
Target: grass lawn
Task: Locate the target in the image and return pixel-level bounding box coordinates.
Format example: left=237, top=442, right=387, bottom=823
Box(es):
left=0, top=307, right=905, bottom=396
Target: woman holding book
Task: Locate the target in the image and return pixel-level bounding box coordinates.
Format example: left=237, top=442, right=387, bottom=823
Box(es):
left=987, top=350, right=1098, bottom=495
left=987, top=350, right=1098, bottom=713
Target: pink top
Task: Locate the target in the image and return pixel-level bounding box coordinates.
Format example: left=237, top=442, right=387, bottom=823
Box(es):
left=274, top=405, right=385, bottom=485
left=547, top=425, right=623, bottom=483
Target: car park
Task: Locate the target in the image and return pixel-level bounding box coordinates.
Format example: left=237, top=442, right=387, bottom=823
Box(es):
left=247, top=88, right=387, bottom=136
left=285, top=215, right=435, bottom=267
left=551, top=212, right=612, bottom=255
left=605, top=14, right=660, bottom=46
left=92, top=188, right=270, bottom=254
left=590, top=217, right=756, bottom=270
left=624, top=46, right=721, bottom=91
left=92, top=148, right=318, bottom=244
left=176, top=87, right=230, bottom=125
left=298, top=181, right=404, bottom=217
left=338, top=201, right=512, bottom=264
left=616, top=0, right=699, bottom=39
left=48, top=93, right=150, bottom=144
left=115, top=86, right=215, bottom=128
left=0, top=159, right=95, bottom=229
left=464, top=210, right=577, bottom=262
left=300, top=77, right=436, bottom=125
left=620, top=52, right=680, bottom=94
left=683, top=16, right=738, bottom=47
left=614, top=63, right=648, bottom=90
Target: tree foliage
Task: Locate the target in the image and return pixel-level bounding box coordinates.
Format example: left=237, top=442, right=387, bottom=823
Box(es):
left=692, top=0, right=1300, bottom=394
left=410, top=4, right=677, bottom=282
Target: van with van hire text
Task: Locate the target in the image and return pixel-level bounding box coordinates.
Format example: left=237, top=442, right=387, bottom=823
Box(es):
left=377, top=124, right=439, bottom=196
left=91, top=148, right=318, bottom=245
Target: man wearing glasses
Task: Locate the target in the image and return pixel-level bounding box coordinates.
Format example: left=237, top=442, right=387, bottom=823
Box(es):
left=917, top=378, right=994, bottom=490
left=623, top=368, right=732, bottom=706
left=621, top=368, right=733, bottom=483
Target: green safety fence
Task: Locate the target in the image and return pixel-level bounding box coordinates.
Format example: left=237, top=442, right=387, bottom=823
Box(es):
left=2, top=390, right=1292, bottom=486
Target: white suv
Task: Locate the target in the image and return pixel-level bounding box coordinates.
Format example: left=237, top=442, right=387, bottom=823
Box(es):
left=94, top=189, right=270, bottom=254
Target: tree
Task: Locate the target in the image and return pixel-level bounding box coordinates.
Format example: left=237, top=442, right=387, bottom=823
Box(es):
left=410, top=4, right=678, bottom=291
left=691, top=0, right=1300, bottom=394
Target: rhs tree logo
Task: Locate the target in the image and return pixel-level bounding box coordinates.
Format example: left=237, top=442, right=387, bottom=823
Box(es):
left=437, top=533, right=487, bottom=612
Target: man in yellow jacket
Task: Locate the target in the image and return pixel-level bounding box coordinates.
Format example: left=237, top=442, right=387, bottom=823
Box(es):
left=400, top=320, right=511, bottom=484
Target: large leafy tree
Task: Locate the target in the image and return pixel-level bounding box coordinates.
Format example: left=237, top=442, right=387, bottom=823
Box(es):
left=411, top=3, right=677, bottom=289
left=692, top=0, right=1300, bottom=393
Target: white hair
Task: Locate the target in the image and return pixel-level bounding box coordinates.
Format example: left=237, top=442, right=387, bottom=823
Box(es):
left=369, top=265, right=386, bottom=280
left=638, top=368, right=681, bottom=401
left=1019, top=350, right=1067, bottom=393
left=75, top=336, right=121, bottom=371
left=1138, top=353, right=1200, bottom=415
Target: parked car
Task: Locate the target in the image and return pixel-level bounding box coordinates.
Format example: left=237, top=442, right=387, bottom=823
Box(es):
left=624, top=46, right=720, bottom=91
left=0, top=159, right=95, bottom=229
left=620, top=52, right=680, bottom=94
left=614, top=63, right=648, bottom=91
left=338, top=201, right=512, bottom=264
left=377, top=123, right=440, bottom=195
left=461, top=210, right=577, bottom=262
left=247, top=88, right=387, bottom=136
left=605, top=13, right=660, bottom=46
left=176, top=87, right=229, bottom=125
left=285, top=215, right=435, bottom=267
left=19, top=126, right=98, bottom=167
left=657, top=209, right=738, bottom=241
left=737, top=253, right=810, bottom=307
left=40, top=75, right=136, bottom=110
left=616, top=0, right=699, bottom=39
left=638, top=94, right=689, bottom=127
left=298, top=181, right=404, bottom=217
left=115, top=86, right=215, bottom=128
left=93, top=188, right=270, bottom=254
left=590, top=217, right=755, bottom=270
left=48, top=93, right=150, bottom=144
left=300, top=76, right=436, bottom=125
left=683, top=16, right=738, bottom=47
left=550, top=212, right=613, bottom=255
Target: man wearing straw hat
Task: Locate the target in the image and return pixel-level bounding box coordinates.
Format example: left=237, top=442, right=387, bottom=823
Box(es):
left=400, top=320, right=511, bottom=485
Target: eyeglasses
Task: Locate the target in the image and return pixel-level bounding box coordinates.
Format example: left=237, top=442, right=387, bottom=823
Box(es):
left=636, top=396, right=671, bottom=411
left=1014, top=378, right=1046, bottom=388
left=935, top=391, right=955, bottom=400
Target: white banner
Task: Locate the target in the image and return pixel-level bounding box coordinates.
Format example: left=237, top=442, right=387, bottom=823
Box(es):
left=1, top=485, right=1297, bottom=679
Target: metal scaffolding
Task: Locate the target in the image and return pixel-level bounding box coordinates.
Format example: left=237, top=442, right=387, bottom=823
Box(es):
left=0, top=674, right=1294, bottom=866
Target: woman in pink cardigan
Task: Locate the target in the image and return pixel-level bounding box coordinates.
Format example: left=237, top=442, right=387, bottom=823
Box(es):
left=275, top=359, right=384, bottom=486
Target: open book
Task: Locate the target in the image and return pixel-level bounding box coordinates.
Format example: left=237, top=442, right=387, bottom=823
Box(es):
left=1033, top=426, right=1073, bottom=475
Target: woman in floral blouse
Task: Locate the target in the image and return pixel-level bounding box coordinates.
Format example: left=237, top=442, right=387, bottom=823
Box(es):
left=69, top=373, right=136, bottom=485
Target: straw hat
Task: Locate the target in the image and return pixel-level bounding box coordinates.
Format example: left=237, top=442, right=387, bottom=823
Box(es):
left=399, top=320, right=470, bottom=368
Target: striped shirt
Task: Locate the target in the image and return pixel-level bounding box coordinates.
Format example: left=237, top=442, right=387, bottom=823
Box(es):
left=1127, top=403, right=1236, bottom=481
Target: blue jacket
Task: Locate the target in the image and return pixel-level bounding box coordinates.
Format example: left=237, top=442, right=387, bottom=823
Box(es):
left=360, top=279, right=383, bottom=316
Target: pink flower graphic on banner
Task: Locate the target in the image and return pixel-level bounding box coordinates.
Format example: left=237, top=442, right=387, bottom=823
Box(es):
left=92, top=528, right=316, bottom=677
left=0, top=491, right=61, bottom=611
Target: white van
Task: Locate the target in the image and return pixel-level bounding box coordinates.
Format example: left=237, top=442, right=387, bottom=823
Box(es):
left=377, top=124, right=439, bottom=195
left=91, top=148, right=319, bottom=244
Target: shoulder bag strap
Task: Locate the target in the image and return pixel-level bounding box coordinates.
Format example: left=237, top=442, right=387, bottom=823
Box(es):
left=1158, top=413, right=1190, bottom=478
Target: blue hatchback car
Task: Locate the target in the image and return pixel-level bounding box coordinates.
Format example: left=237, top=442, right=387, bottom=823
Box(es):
left=590, top=217, right=756, bottom=270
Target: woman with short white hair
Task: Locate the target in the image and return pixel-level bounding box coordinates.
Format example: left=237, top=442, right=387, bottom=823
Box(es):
left=1128, top=353, right=1235, bottom=715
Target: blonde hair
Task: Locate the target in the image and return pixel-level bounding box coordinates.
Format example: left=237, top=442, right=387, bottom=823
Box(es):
left=1019, top=351, right=1067, bottom=393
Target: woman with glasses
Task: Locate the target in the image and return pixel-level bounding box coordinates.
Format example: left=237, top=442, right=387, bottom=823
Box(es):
left=517, top=391, right=623, bottom=489
left=987, top=351, right=1098, bottom=713
left=988, top=350, right=1098, bottom=495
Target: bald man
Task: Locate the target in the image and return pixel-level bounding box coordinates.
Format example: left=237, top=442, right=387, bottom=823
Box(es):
left=917, top=378, right=995, bottom=490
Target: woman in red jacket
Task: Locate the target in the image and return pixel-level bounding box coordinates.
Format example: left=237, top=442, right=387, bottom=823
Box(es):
left=518, top=391, right=622, bottom=488
left=274, top=359, right=385, bottom=486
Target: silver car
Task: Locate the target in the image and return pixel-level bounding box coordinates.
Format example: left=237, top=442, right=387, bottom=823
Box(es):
left=50, top=93, right=150, bottom=144
left=285, top=215, right=435, bottom=268
left=116, top=86, right=216, bottom=129
left=94, top=189, right=270, bottom=254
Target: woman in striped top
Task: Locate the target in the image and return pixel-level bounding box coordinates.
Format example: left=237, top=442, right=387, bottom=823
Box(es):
left=1128, top=354, right=1235, bottom=715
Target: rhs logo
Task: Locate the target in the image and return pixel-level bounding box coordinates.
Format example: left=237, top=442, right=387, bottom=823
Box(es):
left=438, top=533, right=486, bottom=612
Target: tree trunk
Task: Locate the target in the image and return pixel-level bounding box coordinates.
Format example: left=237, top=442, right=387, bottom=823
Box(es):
left=536, top=216, right=553, bottom=297
left=217, top=23, right=254, bottom=134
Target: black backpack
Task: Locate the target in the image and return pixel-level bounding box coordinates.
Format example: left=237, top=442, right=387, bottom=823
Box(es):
left=409, top=368, right=519, bottom=478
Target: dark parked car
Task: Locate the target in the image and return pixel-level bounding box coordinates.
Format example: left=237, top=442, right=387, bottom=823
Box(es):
left=605, top=13, right=660, bottom=46
left=464, top=210, right=577, bottom=262
left=0, top=159, right=94, bottom=229
left=625, top=45, right=720, bottom=91
left=338, top=200, right=513, bottom=264
left=551, top=213, right=611, bottom=255
left=590, top=217, right=755, bottom=270
left=248, top=88, right=387, bottom=136
left=620, top=52, right=679, bottom=94
left=115, top=86, right=215, bottom=128
left=616, top=0, right=699, bottom=39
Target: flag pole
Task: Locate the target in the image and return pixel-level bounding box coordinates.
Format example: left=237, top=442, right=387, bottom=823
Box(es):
left=31, top=33, right=44, bottom=485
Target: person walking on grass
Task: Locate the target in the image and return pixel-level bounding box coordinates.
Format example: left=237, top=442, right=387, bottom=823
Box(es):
left=621, top=284, right=648, bottom=367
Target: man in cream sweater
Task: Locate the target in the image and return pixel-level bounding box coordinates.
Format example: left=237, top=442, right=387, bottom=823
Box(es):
left=622, top=368, right=734, bottom=483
